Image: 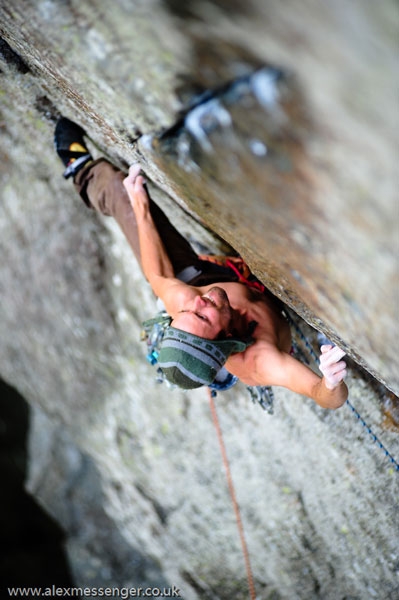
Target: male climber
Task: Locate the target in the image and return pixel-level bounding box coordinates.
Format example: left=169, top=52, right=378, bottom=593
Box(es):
left=55, top=117, right=348, bottom=409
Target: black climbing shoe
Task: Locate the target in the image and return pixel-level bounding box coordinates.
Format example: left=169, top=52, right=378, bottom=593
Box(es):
left=54, top=117, right=93, bottom=179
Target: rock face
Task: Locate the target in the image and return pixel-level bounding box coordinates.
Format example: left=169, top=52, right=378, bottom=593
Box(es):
left=0, top=1, right=398, bottom=599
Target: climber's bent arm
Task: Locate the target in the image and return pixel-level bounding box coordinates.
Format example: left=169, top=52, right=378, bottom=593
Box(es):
left=122, top=166, right=212, bottom=308
left=249, top=343, right=348, bottom=409
left=123, top=166, right=175, bottom=286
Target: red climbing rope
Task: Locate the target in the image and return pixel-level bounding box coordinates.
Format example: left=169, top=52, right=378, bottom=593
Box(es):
left=207, top=389, right=257, bottom=600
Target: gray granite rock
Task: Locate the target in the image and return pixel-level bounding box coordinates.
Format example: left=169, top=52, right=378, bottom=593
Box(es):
left=0, top=1, right=398, bottom=598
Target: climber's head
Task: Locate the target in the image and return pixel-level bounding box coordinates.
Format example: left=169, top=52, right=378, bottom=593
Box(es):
left=143, top=287, right=253, bottom=389
left=157, top=326, right=251, bottom=389
left=170, top=286, right=238, bottom=340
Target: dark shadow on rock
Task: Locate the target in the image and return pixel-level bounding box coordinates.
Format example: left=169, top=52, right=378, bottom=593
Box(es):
left=162, top=0, right=254, bottom=21
left=0, top=379, right=74, bottom=588
left=0, top=37, right=30, bottom=74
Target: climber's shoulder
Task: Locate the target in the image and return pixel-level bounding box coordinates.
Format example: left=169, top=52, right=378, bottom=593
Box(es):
left=151, top=276, right=197, bottom=315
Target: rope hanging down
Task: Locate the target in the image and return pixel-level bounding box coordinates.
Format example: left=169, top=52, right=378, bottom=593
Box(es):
left=208, top=389, right=257, bottom=600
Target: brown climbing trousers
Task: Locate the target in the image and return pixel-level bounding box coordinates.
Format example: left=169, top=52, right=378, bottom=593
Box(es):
left=73, top=159, right=239, bottom=286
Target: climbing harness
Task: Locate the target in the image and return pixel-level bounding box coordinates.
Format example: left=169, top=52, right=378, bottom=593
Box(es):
left=284, top=310, right=399, bottom=472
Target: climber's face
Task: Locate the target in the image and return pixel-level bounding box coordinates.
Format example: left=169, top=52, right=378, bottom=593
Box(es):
left=171, top=287, right=234, bottom=339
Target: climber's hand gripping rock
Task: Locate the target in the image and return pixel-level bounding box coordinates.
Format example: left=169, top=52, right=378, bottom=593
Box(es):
left=319, top=345, right=347, bottom=390
left=123, top=163, right=149, bottom=219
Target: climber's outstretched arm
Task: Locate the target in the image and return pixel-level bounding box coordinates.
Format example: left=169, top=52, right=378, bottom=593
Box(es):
left=244, top=342, right=348, bottom=409
left=123, top=164, right=175, bottom=287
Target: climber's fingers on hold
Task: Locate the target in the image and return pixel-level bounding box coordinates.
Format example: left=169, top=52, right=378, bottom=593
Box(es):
left=320, top=345, right=346, bottom=367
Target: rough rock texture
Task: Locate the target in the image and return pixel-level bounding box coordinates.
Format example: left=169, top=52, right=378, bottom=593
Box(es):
left=0, top=1, right=398, bottom=599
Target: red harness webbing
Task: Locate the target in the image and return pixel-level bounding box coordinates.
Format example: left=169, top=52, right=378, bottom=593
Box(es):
left=199, top=254, right=266, bottom=293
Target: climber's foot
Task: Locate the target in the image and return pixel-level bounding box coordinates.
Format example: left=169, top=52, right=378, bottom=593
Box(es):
left=54, top=117, right=93, bottom=179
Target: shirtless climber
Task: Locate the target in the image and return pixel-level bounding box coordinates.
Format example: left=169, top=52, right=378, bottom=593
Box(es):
left=55, top=117, right=348, bottom=409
